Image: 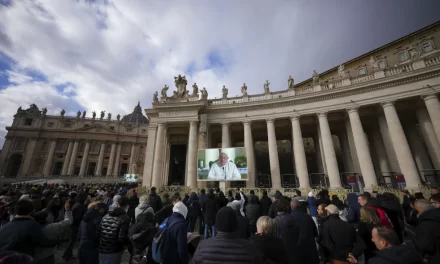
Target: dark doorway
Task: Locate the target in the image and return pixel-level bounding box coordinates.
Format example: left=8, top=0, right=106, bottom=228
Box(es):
left=102, top=167, right=108, bottom=176
left=74, top=166, right=80, bottom=176
left=168, top=144, right=187, bottom=186
left=87, top=162, right=96, bottom=176
left=5, top=153, right=23, bottom=177
left=120, top=163, right=128, bottom=176
left=52, top=162, right=63, bottom=176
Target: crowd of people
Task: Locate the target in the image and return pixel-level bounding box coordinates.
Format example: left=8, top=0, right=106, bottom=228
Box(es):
left=0, top=182, right=439, bottom=264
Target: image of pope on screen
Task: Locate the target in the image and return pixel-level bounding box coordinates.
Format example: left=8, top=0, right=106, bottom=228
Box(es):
left=197, top=147, right=248, bottom=181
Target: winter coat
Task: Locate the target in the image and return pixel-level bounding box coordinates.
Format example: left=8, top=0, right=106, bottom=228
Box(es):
left=72, top=201, right=86, bottom=227
left=321, top=214, right=359, bottom=261
left=127, top=196, right=140, bottom=220
left=187, top=197, right=201, bottom=219
left=202, top=195, right=218, bottom=225
left=251, top=233, right=288, bottom=264
left=357, top=221, right=376, bottom=262
left=413, top=208, right=440, bottom=264
left=259, top=195, right=272, bottom=216
left=307, top=196, right=318, bottom=217
left=274, top=213, right=300, bottom=264
left=367, top=205, right=392, bottom=227
left=198, top=193, right=206, bottom=207
left=346, top=193, right=360, bottom=228
left=97, top=208, right=130, bottom=254
left=245, top=203, right=262, bottom=226
left=192, top=231, right=263, bottom=264
left=162, top=212, right=188, bottom=264
left=155, top=204, right=173, bottom=225
left=268, top=199, right=279, bottom=219
left=79, top=208, right=103, bottom=242
left=0, top=216, right=58, bottom=257
left=134, top=203, right=155, bottom=220
left=147, top=192, right=162, bottom=213
left=128, top=221, right=156, bottom=264
left=369, top=244, right=422, bottom=264
left=236, top=212, right=250, bottom=239
left=290, top=209, right=319, bottom=264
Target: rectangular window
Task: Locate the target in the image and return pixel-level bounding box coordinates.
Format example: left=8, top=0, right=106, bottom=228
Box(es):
left=110, top=126, right=115, bottom=130
left=420, top=40, right=435, bottom=53
left=357, top=66, right=367, bottom=76
left=24, top=119, right=33, bottom=126
left=397, top=51, right=409, bottom=62
left=142, top=129, right=147, bottom=134
left=48, top=122, right=54, bottom=128
left=56, top=141, right=68, bottom=152
left=105, top=144, right=111, bottom=153
left=84, top=124, right=90, bottom=128
left=122, top=143, right=131, bottom=154
left=91, top=143, right=100, bottom=153
left=64, top=123, right=72, bottom=128
left=126, top=127, right=133, bottom=132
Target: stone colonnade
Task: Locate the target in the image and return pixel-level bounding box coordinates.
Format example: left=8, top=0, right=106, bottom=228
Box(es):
left=143, top=94, right=440, bottom=190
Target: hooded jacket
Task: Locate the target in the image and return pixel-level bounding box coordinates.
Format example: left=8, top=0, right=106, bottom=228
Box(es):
left=79, top=208, right=103, bottom=242
left=147, top=192, right=162, bottom=213
left=369, top=244, right=422, bottom=264
left=346, top=193, right=360, bottom=228
left=414, top=208, right=440, bottom=264
left=97, top=207, right=130, bottom=254
left=162, top=212, right=188, bottom=264
left=134, top=203, right=155, bottom=220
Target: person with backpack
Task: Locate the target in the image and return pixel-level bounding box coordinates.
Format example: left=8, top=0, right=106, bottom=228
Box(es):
left=128, top=212, right=156, bottom=264
left=187, top=192, right=201, bottom=232
left=135, top=195, right=155, bottom=220
left=153, top=201, right=188, bottom=264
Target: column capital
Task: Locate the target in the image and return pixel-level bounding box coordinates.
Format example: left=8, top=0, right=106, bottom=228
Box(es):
left=421, top=93, right=438, bottom=101
left=221, top=122, right=230, bottom=126
left=243, top=120, right=252, bottom=125
left=381, top=101, right=395, bottom=108
left=346, top=107, right=359, bottom=114
left=189, top=120, right=199, bottom=126
left=157, top=122, right=167, bottom=127
left=265, top=118, right=275, bottom=123
left=290, top=114, right=301, bottom=121
left=316, top=112, right=327, bottom=118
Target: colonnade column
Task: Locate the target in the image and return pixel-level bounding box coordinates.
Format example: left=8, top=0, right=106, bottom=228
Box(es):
left=186, top=121, right=199, bottom=187
left=78, top=140, right=91, bottom=177
left=378, top=115, right=400, bottom=172
left=43, top=140, right=57, bottom=176
left=291, top=115, right=310, bottom=188
left=67, top=140, right=79, bottom=175
left=370, top=126, right=392, bottom=176
left=113, top=142, right=122, bottom=177
left=381, top=101, right=421, bottom=189
left=243, top=121, right=256, bottom=187
left=221, top=123, right=230, bottom=148
left=422, top=94, right=440, bottom=144
left=266, top=119, right=281, bottom=188
left=143, top=125, right=158, bottom=186
left=317, top=113, right=341, bottom=187
left=20, top=138, right=37, bottom=176
left=416, top=107, right=440, bottom=169
left=95, top=141, right=106, bottom=176
left=128, top=143, right=136, bottom=173
left=152, top=123, right=166, bottom=187
left=61, top=140, right=73, bottom=175
left=347, top=108, right=377, bottom=189
left=107, top=142, right=116, bottom=177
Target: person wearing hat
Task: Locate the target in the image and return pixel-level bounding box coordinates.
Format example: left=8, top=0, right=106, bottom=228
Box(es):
left=161, top=201, right=189, bottom=264
left=192, top=206, right=263, bottom=264
left=321, top=204, right=364, bottom=264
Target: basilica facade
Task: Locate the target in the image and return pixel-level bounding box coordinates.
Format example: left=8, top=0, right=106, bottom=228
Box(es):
left=1, top=21, right=440, bottom=191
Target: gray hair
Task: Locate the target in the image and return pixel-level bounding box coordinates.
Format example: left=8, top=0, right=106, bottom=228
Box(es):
left=256, top=216, right=276, bottom=234
left=139, top=195, right=149, bottom=205
left=415, top=199, right=435, bottom=211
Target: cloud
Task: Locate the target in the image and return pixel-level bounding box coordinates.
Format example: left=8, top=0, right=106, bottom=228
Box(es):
left=0, top=0, right=440, bottom=147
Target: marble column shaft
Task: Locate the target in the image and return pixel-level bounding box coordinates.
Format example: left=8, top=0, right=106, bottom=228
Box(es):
left=107, top=143, right=117, bottom=177
left=347, top=108, right=377, bottom=189
left=79, top=141, right=91, bottom=177
left=243, top=121, right=256, bottom=188
left=20, top=138, right=37, bottom=176
left=61, top=141, right=74, bottom=175
left=291, top=115, right=310, bottom=188
left=382, top=102, right=421, bottom=188
left=221, top=123, right=230, bottom=148
left=143, top=126, right=158, bottom=186
left=113, top=143, right=122, bottom=177
left=266, top=119, right=281, bottom=188
left=405, top=121, right=433, bottom=181
left=423, top=94, right=440, bottom=144
left=43, top=140, right=57, bottom=176
left=152, top=123, right=166, bottom=187
left=417, top=107, right=440, bottom=169
left=378, top=115, right=400, bottom=172
left=318, top=113, right=341, bottom=187
left=67, top=141, right=79, bottom=175
left=186, top=121, right=199, bottom=187
left=95, top=142, right=106, bottom=176
left=370, top=126, right=392, bottom=174
left=128, top=143, right=136, bottom=173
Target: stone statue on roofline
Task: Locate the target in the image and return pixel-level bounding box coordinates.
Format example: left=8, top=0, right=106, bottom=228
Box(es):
left=222, top=85, right=228, bottom=99
left=409, top=44, right=420, bottom=61
left=174, top=74, right=188, bottom=97
left=312, top=70, right=320, bottom=85
left=100, top=111, right=105, bottom=120
left=241, top=83, right=248, bottom=96
left=107, top=113, right=111, bottom=120
left=161, top=85, right=168, bottom=98
left=92, top=111, right=96, bottom=119
left=369, top=56, right=379, bottom=72
left=192, top=83, right=199, bottom=97
left=338, top=64, right=349, bottom=78
left=76, top=110, right=81, bottom=118
left=153, top=91, right=159, bottom=103
left=60, top=109, right=65, bottom=117
left=82, top=111, right=86, bottom=118
left=42, top=107, right=47, bottom=116
left=117, top=114, right=121, bottom=121
left=201, top=87, right=208, bottom=100
left=264, top=80, right=270, bottom=93
left=17, top=106, right=22, bottom=113
left=288, top=76, right=294, bottom=89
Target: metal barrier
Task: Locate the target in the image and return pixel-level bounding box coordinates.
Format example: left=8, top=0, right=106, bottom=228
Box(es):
left=309, top=173, right=329, bottom=188
left=282, top=174, right=298, bottom=188
left=256, top=174, right=271, bottom=188
left=421, top=169, right=440, bottom=188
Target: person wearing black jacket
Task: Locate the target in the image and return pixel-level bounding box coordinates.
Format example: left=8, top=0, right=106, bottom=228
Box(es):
left=413, top=199, right=440, bottom=264
left=274, top=198, right=299, bottom=264
left=128, top=212, right=156, bottom=264
left=154, top=193, right=181, bottom=225
left=78, top=202, right=107, bottom=264
left=251, top=216, right=288, bottom=264
left=268, top=191, right=282, bottom=218
left=147, top=187, right=162, bottom=214
left=259, top=190, right=272, bottom=216
left=97, top=196, right=131, bottom=263
left=192, top=207, right=263, bottom=264
left=187, top=192, right=201, bottom=232
left=0, top=199, right=57, bottom=257
left=202, top=192, right=218, bottom=239
left=62, top=191, right=87, bottom=261
left=245, top=195, right=262, bottom=235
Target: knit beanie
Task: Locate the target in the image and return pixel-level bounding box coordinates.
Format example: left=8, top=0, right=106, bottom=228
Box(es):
left=216, top=207, right=238, bottom=233
left=173, top=201, right=188, bottom=219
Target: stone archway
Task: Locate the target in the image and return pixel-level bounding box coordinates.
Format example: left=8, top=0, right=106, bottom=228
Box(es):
left=5, top=153, right=23, bottom=177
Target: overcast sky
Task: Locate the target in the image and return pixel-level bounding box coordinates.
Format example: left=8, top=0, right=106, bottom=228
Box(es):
left=1, top=0, right=440, bottom=148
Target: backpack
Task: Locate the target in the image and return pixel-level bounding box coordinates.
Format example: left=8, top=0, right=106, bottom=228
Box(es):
left=151, top=218, right=181, bottom=263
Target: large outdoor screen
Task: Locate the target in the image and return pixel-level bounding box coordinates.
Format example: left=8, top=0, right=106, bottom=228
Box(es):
left=197, top=147, right=248, bottom=181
